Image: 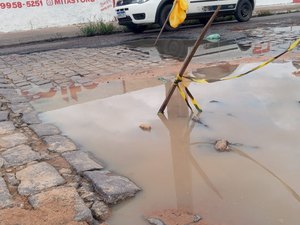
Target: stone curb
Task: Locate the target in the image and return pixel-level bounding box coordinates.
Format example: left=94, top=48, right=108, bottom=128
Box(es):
left=0, top=74, right=141, bottom=224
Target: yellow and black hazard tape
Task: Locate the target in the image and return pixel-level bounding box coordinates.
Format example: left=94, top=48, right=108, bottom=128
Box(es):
left=174, top=37, right=300, bottom=113
left=175, top=74, right=203, bottom=112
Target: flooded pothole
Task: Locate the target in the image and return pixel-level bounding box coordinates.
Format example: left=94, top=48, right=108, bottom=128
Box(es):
left=37, top=61, right=300, bottom=225
left=123, top=25, right=300, bottom=63
left=124, top=38, right=254, bottom=62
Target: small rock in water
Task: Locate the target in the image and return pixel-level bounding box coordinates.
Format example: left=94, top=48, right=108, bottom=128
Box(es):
left=193, top=214, right=202, bottom=223
left=215, top=139, right=231, bottom=152
left=139, top=123, right=151, bottom=131
left=147, top=217, right=166, bottom=225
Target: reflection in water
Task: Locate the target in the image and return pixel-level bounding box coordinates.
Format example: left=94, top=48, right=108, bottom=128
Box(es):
left=125, top=38, right=252, bottom=62
left=126, top=38, right=194, bottom=61
left=29, top=78, right=162, bottom=112
left=231, top=147, right=300, bottom=203
left=192, top=137, right=300, bottom=204
left=159, top=87, right=222, bottom=211
left=191, top=63, right=238, bottom=80
left=160, top=84, right=222, bottom=203
left=156, top=39, right=190, bottom=61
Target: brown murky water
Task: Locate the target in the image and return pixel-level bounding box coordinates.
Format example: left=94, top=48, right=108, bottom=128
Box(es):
left=39, top=61, right=300, bottom=225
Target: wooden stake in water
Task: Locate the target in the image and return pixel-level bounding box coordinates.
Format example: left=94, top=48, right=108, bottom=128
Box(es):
left=158, top=6, right=221, bottom=114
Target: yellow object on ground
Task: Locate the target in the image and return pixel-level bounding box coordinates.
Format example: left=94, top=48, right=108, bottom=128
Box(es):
left=169, top=0, right=188, bottom=28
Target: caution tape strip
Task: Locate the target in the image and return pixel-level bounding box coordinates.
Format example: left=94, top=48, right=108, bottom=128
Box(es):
left=174, top=37, right=300, bottom=112
left=175, top=75, right=203, bottom=112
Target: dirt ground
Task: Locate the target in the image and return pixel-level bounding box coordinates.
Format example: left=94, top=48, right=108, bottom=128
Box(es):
left=146, top=209, right=212, bottom=225
left=0, top=200, right=88, bottom=225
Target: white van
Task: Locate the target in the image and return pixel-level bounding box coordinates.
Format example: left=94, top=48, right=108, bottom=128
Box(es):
left=115, top=0, right=255, bottom=33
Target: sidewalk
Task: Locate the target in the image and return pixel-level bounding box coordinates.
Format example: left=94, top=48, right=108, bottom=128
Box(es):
left=253, top=3, right=300, bottom=15
left=0, top=25, right=82, bottom=48
left=0, top=3, right=300, bottom=48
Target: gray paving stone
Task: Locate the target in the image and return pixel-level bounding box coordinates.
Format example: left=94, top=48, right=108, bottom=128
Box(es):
left=29, top=186, right=93, bottom=223
left=0, top=89, right=18, bottom=97
left=0, top=121, right=15, bottom=135
left=43, top=135, right=77, bottom=153
left=0, top=177, right=12, bottom=209
left=91, top=200, right=110, bottom=221
left=16, top=162, right=65, bottom=196
left=0, top=111, right=9, bottom=121
left=0, top=78, right=9, bottom=84
left=2, top=144, right=41, bottom=167
left=0, top=98, right=9, bottom=105
left=0, top=84, right=13, bottom=89
left=29, top=123, right=60, bottom=137
left=62, top=151, right=103, bottom=173
left=0, top=157, right=4, bottom=168
left=19, top=85, right=32, bottom=91
left=7, top=96, right=28, bottom=104
left=83, top=170, right=141, bottom=204
left=16, top=82, right=30, bottom=87
left=5, top=173, right=19, bottom=186
left=35, top=80, right=51, bottom=85
left=10, top=103, right=33, bottom=114
left=22, top=112, right=41, bottom=124
left=0, top=133, right=28, bottom=148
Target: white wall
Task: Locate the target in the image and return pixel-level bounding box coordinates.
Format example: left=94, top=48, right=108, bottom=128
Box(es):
left=0, top=0, right=296, bottom=33
left=0, top=0, right=116, bottom=33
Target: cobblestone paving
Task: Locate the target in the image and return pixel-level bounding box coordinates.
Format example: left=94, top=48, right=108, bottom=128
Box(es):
left=0, top=46, right=152, bottom=224
left=0, top=46, right=167, bottom=91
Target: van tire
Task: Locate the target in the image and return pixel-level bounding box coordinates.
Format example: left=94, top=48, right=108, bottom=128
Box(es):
left=235, top=0, right=253, bottom=22
left=159, top=4, right=178, bottom=31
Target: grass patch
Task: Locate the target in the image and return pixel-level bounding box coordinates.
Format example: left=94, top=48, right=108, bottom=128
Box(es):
left=80, top=21, right=115, bottom=36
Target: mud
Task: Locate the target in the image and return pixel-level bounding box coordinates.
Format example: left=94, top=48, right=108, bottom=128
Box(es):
left=146, top=209, right=210, bottom=225
left=0, top=200, right=87, bottom=225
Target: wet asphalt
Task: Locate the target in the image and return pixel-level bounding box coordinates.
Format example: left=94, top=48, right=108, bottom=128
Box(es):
left=0, top=12, right=299, bottom=56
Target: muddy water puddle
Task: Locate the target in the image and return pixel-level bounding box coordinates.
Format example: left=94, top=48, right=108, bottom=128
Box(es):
left=124, top=25, right=300, bottom=63
left=124, top=38, right=254, bottom=62
left=38, top=62, right=300, bottom=225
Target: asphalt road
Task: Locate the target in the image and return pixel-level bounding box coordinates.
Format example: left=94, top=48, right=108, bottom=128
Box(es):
left=0, top=12, right=299, bottom=56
